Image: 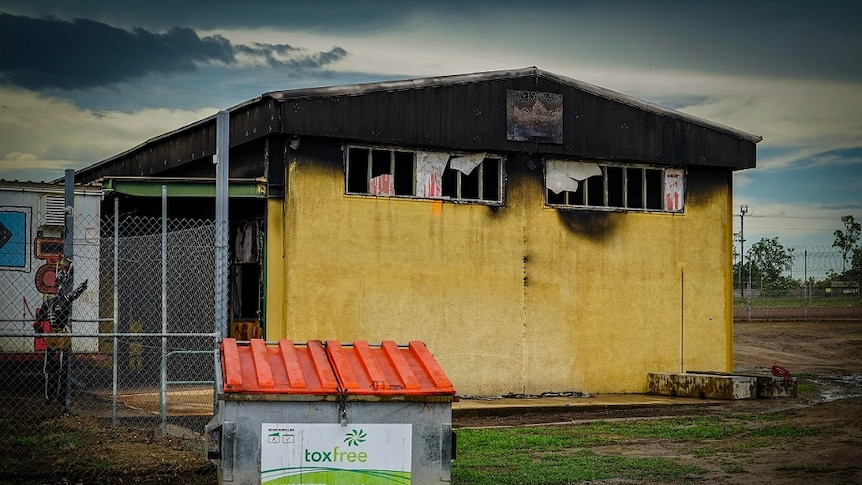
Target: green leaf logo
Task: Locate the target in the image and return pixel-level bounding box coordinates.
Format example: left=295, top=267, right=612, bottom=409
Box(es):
left=343, top=428, right=367, bottom=447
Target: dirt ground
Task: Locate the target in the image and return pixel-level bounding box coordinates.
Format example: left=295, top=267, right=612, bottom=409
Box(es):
left=2, top=320, right=860, bottom=484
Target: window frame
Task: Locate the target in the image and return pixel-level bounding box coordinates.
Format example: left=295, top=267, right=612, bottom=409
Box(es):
left=345, top=144, right=506, bottom=205
left=544, top=160, right=684, bottom=213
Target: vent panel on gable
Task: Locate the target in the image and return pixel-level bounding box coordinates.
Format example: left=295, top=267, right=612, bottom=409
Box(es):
left=38, top=195, right=65, bottom=227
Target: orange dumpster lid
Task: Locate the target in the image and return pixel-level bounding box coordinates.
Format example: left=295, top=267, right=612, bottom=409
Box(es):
left=326, top=340, right=455, bottom=396
left=220, top=338, right=455, bottom=396
left=221, top=338, right=338, bottom=394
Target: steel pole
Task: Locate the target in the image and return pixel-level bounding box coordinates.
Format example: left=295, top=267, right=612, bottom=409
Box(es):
left=112, top=197, right=119, bottom=428
left=63, top=169, right=75, bottom=413
left=214, top=111, right=230, bottom=413
left=160, top=185, right=168, bottom=437
left=215, top=110, right=229, bottom=339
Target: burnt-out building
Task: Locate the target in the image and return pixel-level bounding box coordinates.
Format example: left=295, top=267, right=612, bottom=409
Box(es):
left=74, top=67, right=759, bottom=395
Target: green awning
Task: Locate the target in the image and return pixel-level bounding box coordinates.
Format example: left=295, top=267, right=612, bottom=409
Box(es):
left=102, top=177, right=267, bottom=198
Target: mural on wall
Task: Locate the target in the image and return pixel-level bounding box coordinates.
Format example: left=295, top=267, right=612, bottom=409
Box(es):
left=0, top=189, right=102, bottom=354
left=0, top=207, right=30, bottom=271
left=33, top=237, right=65, bottom=294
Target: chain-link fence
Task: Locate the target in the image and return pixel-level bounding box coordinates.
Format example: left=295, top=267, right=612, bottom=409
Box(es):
left=0, top=210, right=217, bottom=436
left=4, top=193, right=858, bottom=443
left=734, top=245, right=862, bottom=320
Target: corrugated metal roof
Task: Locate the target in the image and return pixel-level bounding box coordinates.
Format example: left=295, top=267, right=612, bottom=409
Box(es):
left=1, top=180, right=102, bottom=195
left=265, top=67, right=761, bottom=143
left=73, top=66, right=759, bottom=183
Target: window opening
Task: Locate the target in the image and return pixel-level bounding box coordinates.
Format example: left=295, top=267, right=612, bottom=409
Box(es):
left=393, top=151, right=414, bottom=195
left=645, top=169, right=663, bottom=209
left=545, top=160, right=684, bottom=212
left=586, top=175, right=603, bottom=206
left=346, top=145, right=504, bottom=204
left=441, top=168, right=457, bottom=199
left=482, top=159, right=501, bottom=202
left=370, top=149, right=390, bottom=177
left=369, top=149, right=394, bottom=195
left=346, top=147, right=369, bottom=193
left=626, top=167, right=644, bottom=209
left=607, top=166, right=624, bottom=208
left=460, top=167, right=481, bottom=199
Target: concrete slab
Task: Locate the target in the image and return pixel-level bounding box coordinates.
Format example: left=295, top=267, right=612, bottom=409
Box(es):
left=453, top=393, right=721, bottom=419
left=648, top=372, right=798, bottom=400
left=691, top=371, right=798, bottom=398
left=648, top=372, right=759, bottom=400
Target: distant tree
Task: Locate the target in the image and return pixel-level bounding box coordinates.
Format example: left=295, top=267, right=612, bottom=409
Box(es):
left=851, top=247, right=862, bottom=282
left=833, top=215, right=860, bottom=274
left=749, top=237, right=793, bottom=296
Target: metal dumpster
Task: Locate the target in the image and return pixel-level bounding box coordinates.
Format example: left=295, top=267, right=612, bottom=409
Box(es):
left=206, top=338, right=457, bottom=485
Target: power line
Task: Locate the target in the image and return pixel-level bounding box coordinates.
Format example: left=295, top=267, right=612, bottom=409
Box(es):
left=744, top=226, right=836, bottom=232
left=747, top=214, right=857, bottom=221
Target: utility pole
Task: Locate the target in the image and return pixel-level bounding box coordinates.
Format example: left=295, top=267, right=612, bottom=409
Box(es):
left=788, top=247, right=795, bottom=281
left=739, top=205, right=748, bottom=298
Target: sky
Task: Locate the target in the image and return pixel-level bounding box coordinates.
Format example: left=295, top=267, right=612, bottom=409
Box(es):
left=0, top=0, right=860, bottom=254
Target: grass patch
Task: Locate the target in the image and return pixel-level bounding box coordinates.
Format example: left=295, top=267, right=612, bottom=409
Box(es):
left=723, top=463, right=748, bottom=474
left=0, top=457, right=28, bottom=473
left=795, top=378, right=820, bottom=397
left=592, top=416, right=745, bottom=441
left=463, top=417, right=744, bottom=450
left=453, top=414, right=833, bottom=484
left=6, top=431, right=81, bottom=450
left=92, top=459, right=114, bottom=470
left=453, top=418, right=743, bottom=484
left=748, top=424, right=821, bottom=438
left=775, top=464, right=838, bottom=473
left=454, top=447, right=705, bottom=485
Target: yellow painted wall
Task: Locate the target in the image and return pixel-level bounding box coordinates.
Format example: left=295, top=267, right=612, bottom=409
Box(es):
left=266, top=151, right=733, bottom=396
left=265, top=197, right=285, bottom=333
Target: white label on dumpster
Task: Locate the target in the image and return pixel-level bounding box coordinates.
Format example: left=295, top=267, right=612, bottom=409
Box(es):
left=260, top=423, right=412, bottom=485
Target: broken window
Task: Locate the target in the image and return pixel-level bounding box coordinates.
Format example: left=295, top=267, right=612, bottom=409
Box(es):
left=347, top=147, right=414, bottom=195
left=442, top=152, right=502, bottom=202
left=346, top=145, right=504, bottom=204
left=544, top=159, right=684, bottom=212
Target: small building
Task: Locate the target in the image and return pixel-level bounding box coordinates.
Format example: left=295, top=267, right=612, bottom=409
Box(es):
left=73, top=67, right=760, bottom=395
left=826, top=281, right=860, bottom=296
left=0, top=181, right=102, bottom=353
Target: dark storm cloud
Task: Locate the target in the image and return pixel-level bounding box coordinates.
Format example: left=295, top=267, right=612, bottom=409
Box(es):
left=0, top=13, right=347, bottom=90
left=234, top=43, right=347, bottom=69
left=5, top=0, right=861, bottom=83
left=0, top=0, right=418, bottom=32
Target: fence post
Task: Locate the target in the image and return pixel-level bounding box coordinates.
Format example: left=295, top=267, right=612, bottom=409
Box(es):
left=804, top=250, right=809, bottom=319
left=214, top=110, right=230, bottom=413
left=112, top=198, right=119, bottom=428
left=160, top=186, right=168, bottom=437
left=63, top=169, right=75, bottom=413
left=215, top=110, right=229, bottom=340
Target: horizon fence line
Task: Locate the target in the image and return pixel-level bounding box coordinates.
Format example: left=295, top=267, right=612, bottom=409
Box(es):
left=733, top=244, right=861, bottom=321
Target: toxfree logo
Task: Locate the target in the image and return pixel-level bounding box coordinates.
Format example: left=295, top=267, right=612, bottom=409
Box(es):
left=344, top=428, right=366, bottom=446
left=304, top=429, right=369, bottom=464
left=304, top=446, right=368, bottom=464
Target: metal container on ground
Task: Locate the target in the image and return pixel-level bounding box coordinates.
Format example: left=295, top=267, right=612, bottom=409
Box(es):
left=206, top=338, right=456, bottom=484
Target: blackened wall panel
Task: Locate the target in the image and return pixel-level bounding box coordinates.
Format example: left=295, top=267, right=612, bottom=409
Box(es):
left=77, top=71, right=756, bottom=185
left=278, top=77, right=755, bottom=169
